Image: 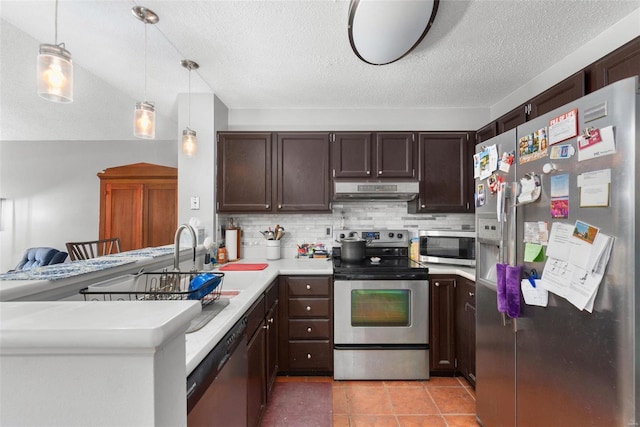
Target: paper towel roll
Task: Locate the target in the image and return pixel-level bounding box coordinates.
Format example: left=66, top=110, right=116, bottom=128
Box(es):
left=226, top=229, right=238, bottom=260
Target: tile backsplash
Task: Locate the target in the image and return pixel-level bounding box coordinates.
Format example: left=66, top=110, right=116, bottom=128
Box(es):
left=218, top=202, right=474, bottom=259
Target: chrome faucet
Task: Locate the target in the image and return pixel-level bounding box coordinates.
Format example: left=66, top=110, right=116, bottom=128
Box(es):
left=174, top=223, right=197, bottom=271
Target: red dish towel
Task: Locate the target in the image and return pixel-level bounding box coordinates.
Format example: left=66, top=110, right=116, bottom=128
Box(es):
left=218, top=263, right=268, bottom=271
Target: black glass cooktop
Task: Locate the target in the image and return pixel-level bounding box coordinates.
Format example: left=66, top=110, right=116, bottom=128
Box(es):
left=332, top=247, right=428, bottom=280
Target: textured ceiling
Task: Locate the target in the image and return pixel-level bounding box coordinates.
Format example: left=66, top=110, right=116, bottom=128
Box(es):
left=2, top=0, right=640, bottom=118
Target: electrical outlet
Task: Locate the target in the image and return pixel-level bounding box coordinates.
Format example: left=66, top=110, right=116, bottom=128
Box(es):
left=190, top=196, right=200, bottom=210
left=325, top=226, right=332, bottom=236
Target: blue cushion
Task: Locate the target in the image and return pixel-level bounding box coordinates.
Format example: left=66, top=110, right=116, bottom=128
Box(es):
left=14, top=248, right=67, bottom=270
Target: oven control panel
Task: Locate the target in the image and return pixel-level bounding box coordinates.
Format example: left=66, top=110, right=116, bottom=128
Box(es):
left=335, top=229, right=409, bottom=247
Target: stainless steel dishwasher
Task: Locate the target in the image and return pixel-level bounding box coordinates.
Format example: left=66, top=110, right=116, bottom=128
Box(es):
left=187, top=316, right=248, bottom=426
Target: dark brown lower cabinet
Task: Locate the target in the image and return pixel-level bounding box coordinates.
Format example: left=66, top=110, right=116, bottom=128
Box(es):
left=429, top=275, right=456, bottom=373
left=278, top=276, right=333, bottom=374
left=456, top=277, right=476, bottom=386
left=430, top=274, right=476, bottom=386
left=247, top=280, right=279, bottom=427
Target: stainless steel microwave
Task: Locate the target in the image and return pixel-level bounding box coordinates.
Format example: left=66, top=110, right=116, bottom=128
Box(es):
left=418, top=230, right=476, bottom=267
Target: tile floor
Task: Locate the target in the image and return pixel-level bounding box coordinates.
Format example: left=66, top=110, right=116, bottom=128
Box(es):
left=263, top=376, right=478, bottom=427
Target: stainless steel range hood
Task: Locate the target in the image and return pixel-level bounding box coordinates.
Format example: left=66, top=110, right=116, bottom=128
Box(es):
left=334, top=181, right=419, bottom=201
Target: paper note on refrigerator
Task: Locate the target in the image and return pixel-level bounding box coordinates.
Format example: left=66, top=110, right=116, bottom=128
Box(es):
left=577, top=169, right=611, bottom=207
left=521, top=279, right=548, bottom=307
left=541, top=228, right=614, bottom=312
left=577, top=126, right=616, bottom=162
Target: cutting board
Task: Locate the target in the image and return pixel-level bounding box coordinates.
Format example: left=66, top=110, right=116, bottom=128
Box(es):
left=218, top=263, right=268, bottom=271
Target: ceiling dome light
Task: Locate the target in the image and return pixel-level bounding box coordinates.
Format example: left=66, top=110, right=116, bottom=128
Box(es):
left=348, top=0, right=439, bottom=65
left=37, top=0, right=73, bottom=102
left=132, top=6, right=158, bottom=139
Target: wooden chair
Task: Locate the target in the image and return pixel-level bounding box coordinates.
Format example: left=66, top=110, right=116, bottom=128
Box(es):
left=66, top=238, right=121, bottom=261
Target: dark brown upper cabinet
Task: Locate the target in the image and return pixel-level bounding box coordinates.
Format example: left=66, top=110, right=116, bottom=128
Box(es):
left=275, top=132, right=331, bottom=212
left=589, top=36, right=640, bottom=92
left=496, top=71, right=585, bottom=135
left=410, top=132, right=474, bottom=213
left=475, top=122, right=497, bottom=144
left=217, top=132, right=273, bottom=212
left=331, top=132, right=373, bottom=179
left=331, top=132, right=417, bottom=180
left=217, top=132, right=331, bottom=213
left=528, top=71, right=585, bottom=118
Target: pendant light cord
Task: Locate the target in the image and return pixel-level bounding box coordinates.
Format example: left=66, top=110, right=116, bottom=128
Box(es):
left=54, top=0, right=59, bottom=45
left=144, top=22, right=148, bottom=102
left=188, top=68, right=192, bottom=127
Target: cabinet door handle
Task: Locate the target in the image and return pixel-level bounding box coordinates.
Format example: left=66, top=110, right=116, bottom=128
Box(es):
left=278, top=204, right=282, bottom=209
left=469, top=291, right=475, bottom=297
left=265, top=204, right=270, bottom=209
left=434, top=282, right=440, bottom=287
left=366, top=170, right=371, bottom=175
left=378, top=171, right=382, bottom=174
left=421, top=204, right=426, bottom=208
left=263, top=325, right=269, bottom=330
left=268, top=317, right=274, bottom=324
left=307, top=327, right=312, bottom=333
left=306, top=306, right=311, bottom=311
left=306, top=284, right=311, bottom=290
left=307, top=353, right=312, bottom=359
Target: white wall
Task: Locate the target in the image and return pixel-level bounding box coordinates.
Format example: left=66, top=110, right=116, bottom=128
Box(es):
left=177, top=93, right=228, bottom=244
left=0, top=140, right=176, bottom=272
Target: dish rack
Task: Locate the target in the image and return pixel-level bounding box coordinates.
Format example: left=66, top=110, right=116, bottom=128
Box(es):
left=79, top=271, right=225, bottom=306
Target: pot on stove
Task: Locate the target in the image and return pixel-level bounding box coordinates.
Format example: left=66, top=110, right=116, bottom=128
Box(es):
left=337, top=237, right=366, bottom=262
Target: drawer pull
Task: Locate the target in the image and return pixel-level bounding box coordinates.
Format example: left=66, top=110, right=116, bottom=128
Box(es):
left=307, top=353, right=312, bottom=359
left=307, top=327, right=312, bottom=333
left=306, top=284, right=311, bottom=290
left=268, top=317, right=274, bottom=324
left=306, top=306, right=311, bottom=312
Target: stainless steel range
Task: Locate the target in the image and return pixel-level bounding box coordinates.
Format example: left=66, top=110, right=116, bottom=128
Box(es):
left=333, top=229, right=429, bottom=380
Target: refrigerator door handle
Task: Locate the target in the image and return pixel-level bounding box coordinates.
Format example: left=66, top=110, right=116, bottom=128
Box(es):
left=497, top=182, right=508, bottom=263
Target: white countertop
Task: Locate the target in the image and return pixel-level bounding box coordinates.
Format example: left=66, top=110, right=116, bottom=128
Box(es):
left=0, top=300, right=201, bottom=352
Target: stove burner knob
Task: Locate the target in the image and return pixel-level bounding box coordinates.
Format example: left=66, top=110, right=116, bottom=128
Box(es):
left=349, top=232, right=356, bottom=237
left=388, top=232, right=394, bottom=238
left=397, top=233, right=403, bottom=239
left=339, top=233, right=346, bottom=239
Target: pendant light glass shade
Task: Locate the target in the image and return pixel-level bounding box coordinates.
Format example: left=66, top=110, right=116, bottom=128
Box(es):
left=134, top=101, right=156, bottom=139
left=38, top=0, right=73, bottom=103
left=132, top=6, right=158, bottom=139
left=182, top=128, right=197, bottom=157
left=38, top=44, right=73, bottom=102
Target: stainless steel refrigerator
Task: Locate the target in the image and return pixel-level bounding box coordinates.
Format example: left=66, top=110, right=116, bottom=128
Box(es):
left=474, top=76, right=639, bottom=427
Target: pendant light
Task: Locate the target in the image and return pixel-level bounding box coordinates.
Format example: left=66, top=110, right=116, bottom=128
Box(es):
left=132, top=6, right=159, bottom=139
left=181, top=59, right=199, bottom=157
left=37, top=0, right=73, bottom=103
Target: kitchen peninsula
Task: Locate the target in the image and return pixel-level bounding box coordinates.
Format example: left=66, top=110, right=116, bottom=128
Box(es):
left=0, top=248, right=334, bottom=427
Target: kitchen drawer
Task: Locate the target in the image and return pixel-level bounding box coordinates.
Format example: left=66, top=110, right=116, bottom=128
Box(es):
left=287, top=276, right=331, bottom=297
left=247, top=295, right=266, bottom=339
left=288, top=319, right=331, bottom=340
left=288, top=298, right=330, bottom=318
left=288, top=341, right=332, bottom=371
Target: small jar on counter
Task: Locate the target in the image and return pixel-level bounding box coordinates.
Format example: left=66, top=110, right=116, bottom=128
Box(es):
left=217, top=244, right=228, bottom=264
